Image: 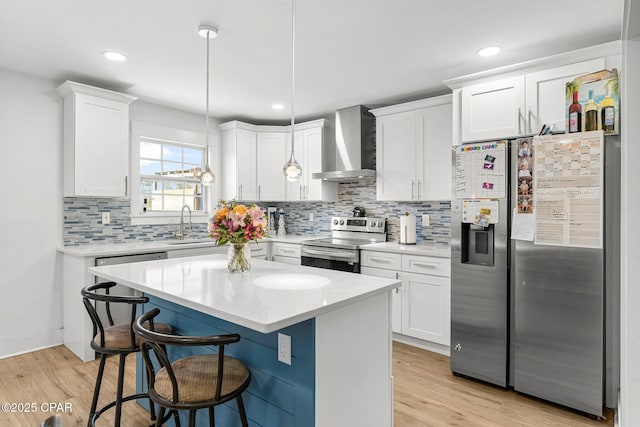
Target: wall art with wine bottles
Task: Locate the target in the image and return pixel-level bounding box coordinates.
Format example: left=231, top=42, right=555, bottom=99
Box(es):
left=566, top=69, right=619, bottom=136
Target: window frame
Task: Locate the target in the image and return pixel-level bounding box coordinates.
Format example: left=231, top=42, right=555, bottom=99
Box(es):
left=130, top=121, right=214, bottom=226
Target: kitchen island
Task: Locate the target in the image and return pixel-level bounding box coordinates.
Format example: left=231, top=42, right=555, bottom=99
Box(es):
left=89, top=254, right=399, bottom=427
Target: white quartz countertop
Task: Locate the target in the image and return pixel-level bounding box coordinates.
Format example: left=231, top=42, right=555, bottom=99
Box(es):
left=360, top=242, right=451, bottom=258
left=89, top=254, right=399, bottom=333
left=58, top=234, right=315, bottom=257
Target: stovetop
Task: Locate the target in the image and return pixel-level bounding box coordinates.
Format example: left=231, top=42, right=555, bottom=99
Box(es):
left=301, top=216, right=387, bottom=251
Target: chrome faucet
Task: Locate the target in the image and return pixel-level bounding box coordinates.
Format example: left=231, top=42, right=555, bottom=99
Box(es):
left=177, top=205, right=192, bottom=240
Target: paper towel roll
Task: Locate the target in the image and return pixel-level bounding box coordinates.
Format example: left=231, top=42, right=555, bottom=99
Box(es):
left=399, top=213, right=417, bottom=245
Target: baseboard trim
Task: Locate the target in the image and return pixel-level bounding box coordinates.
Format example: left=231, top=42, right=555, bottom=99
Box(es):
left=392, top=333, right=450, bottom=356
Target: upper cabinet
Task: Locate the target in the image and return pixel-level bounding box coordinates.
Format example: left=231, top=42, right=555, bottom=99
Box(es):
left=445, top=42, right=620, bottom=144
left=285, top=120, right=337, bottom=202
left=460, top=59, right=604, bottom=142
left=220, top=119, right=336, bottom=202
left=221, top=122, right=258, bottom=201
left=256, top=132, right=286, bottom=201
left=57, top=81, right=137, bottom=197
left=372, top=95, right=452, bottom=202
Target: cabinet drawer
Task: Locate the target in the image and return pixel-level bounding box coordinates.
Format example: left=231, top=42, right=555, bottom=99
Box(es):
left=402, top=255, right=450, bottom=277
left=250, top=243, right=268, bottom=258
left=273, top=255, right=301, bottom=265
left=361, top=251, right=402, bottom=270
left=272, top=242, right=301, bottom=258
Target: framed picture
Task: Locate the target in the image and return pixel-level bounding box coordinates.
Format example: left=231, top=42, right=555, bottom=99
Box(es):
left=565, top=69, right=619, bottom=136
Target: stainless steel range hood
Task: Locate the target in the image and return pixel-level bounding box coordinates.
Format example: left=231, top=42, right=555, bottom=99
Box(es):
left=312, top=105, right=376, bottom=182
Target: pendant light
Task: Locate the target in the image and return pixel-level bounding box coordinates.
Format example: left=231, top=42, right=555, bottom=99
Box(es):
left=283, top=0, right=302, bottom=182
left=198, top=25, right=217, bottom=186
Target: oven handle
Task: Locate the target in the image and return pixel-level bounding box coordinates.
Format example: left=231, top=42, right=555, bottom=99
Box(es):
left=301, top=248, right=356, bottom=259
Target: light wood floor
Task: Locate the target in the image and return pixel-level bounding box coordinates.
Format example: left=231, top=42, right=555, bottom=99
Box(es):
left=0, top=343, right=614, bottom=426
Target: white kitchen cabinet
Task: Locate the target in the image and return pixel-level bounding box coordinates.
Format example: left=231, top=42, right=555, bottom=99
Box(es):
left=272, top=242, right=301, bottom=265
left=458, top=58, right=606, bottom=142
left=362, top=250, right=450, bottom=347
left=221, top=123, right=257, bottom=201
left=256, top=132, right=286, bottom=201
left=57, top=81, right=137, bottom=197
left=221, top=120, right=335, bottom=202
left=285, top=120, right=337, bottom=202
left=249, top=241, right=269, bottom=260
left=525, top=58, right=605, bottom=134
left=372, top=95, right=452, bottom=202
left=362, top=265, right=402, bottom=334
left=401, top=255, right=450, bottom=345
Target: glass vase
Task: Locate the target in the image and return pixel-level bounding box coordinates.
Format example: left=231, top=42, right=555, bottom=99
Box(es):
left=227, top=243, right=251, bottom=273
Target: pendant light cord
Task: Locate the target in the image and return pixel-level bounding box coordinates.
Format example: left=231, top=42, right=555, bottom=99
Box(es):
left=205, top=30, right=211, bottom=162
left=290, top=0, right=296, bottom=158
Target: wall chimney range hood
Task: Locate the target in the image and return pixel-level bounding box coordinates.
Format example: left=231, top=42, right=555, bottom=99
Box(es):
left=312, top=105, right=376, bottom=182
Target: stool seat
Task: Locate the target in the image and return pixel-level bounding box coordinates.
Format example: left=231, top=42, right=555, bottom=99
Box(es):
left=93, top=322, right=173, bottom=350
left=155, top=354, right=250, bottom=404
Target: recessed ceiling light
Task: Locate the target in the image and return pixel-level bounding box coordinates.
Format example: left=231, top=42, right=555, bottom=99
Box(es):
left=272, top=104, right=285, bottom=110
left=477, top=46, right=501, bottom=57
left=198, top=25, right=218, bottom=39
left=103, top=51, right=127, bottom=62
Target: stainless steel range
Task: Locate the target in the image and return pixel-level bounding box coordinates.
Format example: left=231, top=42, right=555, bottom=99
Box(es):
left=301, top=216, right=387, bottom=273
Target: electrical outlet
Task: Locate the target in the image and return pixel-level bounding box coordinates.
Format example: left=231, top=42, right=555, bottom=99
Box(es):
left=309, top=212, right=314, bottom=221
left=102, top=212, right=111, bottom=225
left=278, top=333, right=291, bottom=365
left=421, top=214, right=430, bottom=227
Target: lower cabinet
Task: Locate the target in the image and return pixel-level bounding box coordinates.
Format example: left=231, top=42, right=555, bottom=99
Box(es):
left=249, top=241, right=269, bottom=260
left=361, top=250, right=450, bottom=347
left=271, top=242, right=301, bottom=265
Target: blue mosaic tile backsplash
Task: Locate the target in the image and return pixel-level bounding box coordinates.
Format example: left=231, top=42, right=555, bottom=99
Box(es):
left=63, top=198, right=208, bottom=246
left=267, top=178, right=450, bottom=245
left=63, top=178, right=450, bottom=245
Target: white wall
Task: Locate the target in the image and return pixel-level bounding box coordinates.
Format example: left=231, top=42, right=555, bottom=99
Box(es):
left=620, top=34, right=640, bottom=427
left=621, top=1, right=640, bottom=424
left=0, top=69, right=64, bottom=357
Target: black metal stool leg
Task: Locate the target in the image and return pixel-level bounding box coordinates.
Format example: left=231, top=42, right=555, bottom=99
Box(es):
left=208, top=407, right=215, bottom=427
left=188, top=409, right=196, bottom=427
left=88, top=353, right=107, bottom=427
left=173, top=409, right=182, bottom=427
left=155, top=406, right=165, bottom=427
left=114, top=353, right=126, bottom=427
left=237, top=394, right=248, bottom=427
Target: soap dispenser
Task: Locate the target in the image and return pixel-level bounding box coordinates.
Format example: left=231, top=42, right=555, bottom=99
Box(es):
left=277, top=209, right=286, bottom=238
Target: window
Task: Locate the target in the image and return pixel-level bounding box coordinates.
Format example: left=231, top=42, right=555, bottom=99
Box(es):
left=139, top=137, right=205, bottom=213
left=130, top=121, right=217, bottom=225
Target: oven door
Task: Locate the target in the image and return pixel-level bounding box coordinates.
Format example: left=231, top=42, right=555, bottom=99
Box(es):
left=300, top=245, right=360, bottom=273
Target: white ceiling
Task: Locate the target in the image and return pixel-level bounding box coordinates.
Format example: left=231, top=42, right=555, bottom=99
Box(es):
left=0, top=0, right=623, bottom=124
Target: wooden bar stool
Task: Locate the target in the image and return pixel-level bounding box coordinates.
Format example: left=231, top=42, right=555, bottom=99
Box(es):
left=81, top=282, right=174, bottom=427
left=133, top=308, right=251, bottom=427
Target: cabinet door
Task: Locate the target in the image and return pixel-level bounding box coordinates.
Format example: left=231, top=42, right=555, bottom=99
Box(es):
left=74, top=93, right=129, bottom=197
left=236, top=129, right=257, bottom=200
left=376, top=111, right=418, bottom=201
left=285, top=130, right=304, bottom=201
left=257, top=132, right=286, bottom=201
left=361, top=266, right=402, bottom=334
left=401, top=271, right=450, bottom=345
left=304, top=127, right=324, bottom=201
left=525, top=58, right=605, bottom=134
left=461, top=75, right=525, bottom=142
left=418, top=102, right=453, bottom=201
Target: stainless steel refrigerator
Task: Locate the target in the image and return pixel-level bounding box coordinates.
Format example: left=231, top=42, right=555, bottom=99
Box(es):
left=450, top=132, right=619, bottom=417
